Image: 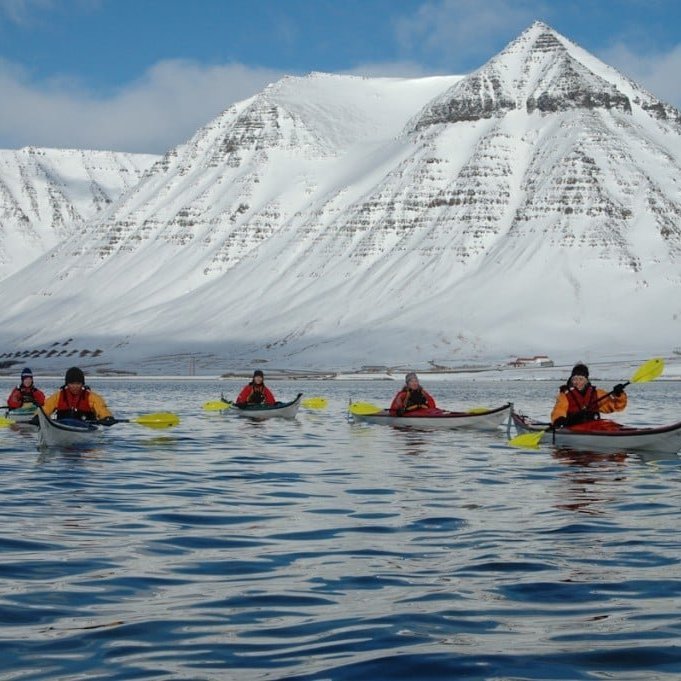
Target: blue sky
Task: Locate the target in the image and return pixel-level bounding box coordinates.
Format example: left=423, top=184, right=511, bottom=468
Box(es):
left=1, top=0, right=680, bottom=153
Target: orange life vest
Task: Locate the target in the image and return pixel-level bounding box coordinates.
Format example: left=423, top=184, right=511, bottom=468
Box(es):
left=56, top=387, right=96, bottom=421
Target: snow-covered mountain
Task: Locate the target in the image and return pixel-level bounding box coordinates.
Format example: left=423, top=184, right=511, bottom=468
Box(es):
left=1, top=21, right=680, bottom=375
left=0, top=147, right=158, bottom=279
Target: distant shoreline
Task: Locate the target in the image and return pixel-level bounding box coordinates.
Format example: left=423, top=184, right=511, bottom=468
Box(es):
left=3, top=360, right=680, bottom=382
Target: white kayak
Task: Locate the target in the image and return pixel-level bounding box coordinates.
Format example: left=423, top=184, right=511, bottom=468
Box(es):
left=351, top=403, right=512, bottom=431
left=37, top=407, right=103, bottom=448
left=4, top=406, right=38, bottom=424
left=232, top=393, right=303, bottom=420
left=512, top=412, right=681, bottom=455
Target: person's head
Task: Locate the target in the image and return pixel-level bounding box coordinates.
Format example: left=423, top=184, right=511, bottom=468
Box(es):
left=405, top=372, right=420, bottom=389
left=252, top=369, right=264, bottom=385
left=569, top=363, right=589, bottom=390
left=64, top=366, right=85, bottom=394
left=20, top=367, right=33, bottom=386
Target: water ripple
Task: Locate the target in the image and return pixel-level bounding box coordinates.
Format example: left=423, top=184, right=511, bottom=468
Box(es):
left=1, top=378, right=681, bottom=680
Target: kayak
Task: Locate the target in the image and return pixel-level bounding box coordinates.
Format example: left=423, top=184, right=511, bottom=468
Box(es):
left=4, top=406, right=38, bottom=424
left=512, top=412, right=681, bottom=454
left=232, top=393, right=303, bottom=420
left=351, top=403, right=512, bottom=430
left=36, top=407, right=102, bottom=448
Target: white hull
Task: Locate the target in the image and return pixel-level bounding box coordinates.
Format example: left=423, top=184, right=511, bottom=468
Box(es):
left=512, top=413, right=681, bottom=454
left=37, top=408, right=102, bottom=448
left=233, top=394, right=303, bottom=420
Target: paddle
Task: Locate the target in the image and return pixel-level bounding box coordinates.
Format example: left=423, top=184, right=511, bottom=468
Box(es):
left=302, top=397, right=328, bottom=410
left=203, top=400, right=231, bottom=411
left=508, top=357, right=665, bottom=449
left=101, top=412, right=180, bottom=429
left=348, top=401, right=383, bottom=415
left=0, top=416, right=14, bottom=428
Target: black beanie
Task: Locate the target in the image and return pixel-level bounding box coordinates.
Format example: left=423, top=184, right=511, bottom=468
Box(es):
left=65, top=367, right=85, bottom=384
left=253, top=370, right=264, bottom=379
left=570, top=363, right=589, bottom=379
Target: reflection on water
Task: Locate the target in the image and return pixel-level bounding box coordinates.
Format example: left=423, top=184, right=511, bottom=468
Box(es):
left=0, top=378, right=680, bottom=680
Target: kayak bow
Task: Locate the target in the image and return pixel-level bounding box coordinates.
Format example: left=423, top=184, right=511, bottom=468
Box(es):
left=36, top=407, right=102, bottom=448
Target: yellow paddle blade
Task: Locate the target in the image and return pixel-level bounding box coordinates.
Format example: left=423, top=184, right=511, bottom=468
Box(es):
left=0, top=417, right=14, bottom=428
left=302, top=397, right=328, bottom=410
left=467, top=407, right=491, bottom=414
left=203, top=400, right=231, bottom=411
left=630, top=357, right=664, bottom=383
left=133, top=412, right=180, bottom=429
left=349, top=401, right=383, bottom=415
left=508, top=430, right=547, bottom=449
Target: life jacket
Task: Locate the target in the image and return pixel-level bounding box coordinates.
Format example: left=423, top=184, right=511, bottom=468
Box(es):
left=402, top=388, right=428, bottom=410
left=55, top=386, right=96, bottom=421
left=15, top=385, right=40, bottom=405
left=565, top=385, right=600, bottom=423
left=246, top=383, right=266, bottom=404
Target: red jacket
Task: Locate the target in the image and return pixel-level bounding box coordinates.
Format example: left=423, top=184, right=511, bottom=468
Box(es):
left=236, top=383, right=276, bottom=405
left=7, top=385, right=46, bottom=409
left=390, top=387, right=436, bottom=414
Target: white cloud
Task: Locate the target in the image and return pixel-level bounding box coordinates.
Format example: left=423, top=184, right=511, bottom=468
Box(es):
left=0, top=58, right=287, bottom=153
left=393, top=0, right=547, bottom=69
left=600, top=42, right=681, bottom=108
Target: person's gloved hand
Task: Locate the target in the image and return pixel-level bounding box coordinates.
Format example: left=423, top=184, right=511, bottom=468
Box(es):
left=553, top=416, right=568, bottom=428
left=612, top=384, right=626, bottom=397
left=99, top=416, right=116, bottom=426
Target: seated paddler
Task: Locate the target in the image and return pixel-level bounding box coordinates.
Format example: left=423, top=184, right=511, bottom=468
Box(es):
left=389, top=372, right=436, bottom=415
left=551, top=363, right=627, bottom=428
left=42, top=366, right=115, bottom=424
left=236, top=369, right=276, bottom=406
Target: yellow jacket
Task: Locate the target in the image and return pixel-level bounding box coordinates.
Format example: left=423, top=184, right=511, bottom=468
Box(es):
left=43, top=388, right=113, bottom=420
left=551, top=386, right=627, bottom=424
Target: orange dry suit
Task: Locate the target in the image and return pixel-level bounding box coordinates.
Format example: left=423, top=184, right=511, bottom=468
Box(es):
left=42, top=386, right=113, bottom=422
left=551, top=383, right=627, bottom=426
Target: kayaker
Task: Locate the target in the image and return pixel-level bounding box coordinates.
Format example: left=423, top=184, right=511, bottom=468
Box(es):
left=7, top=367, right=46, bottom=408
left=42, top=366, right=116, bottom=424
left=235, top=370, right=276, bottom=405
left=390, top=372, right=436, bottom=415
left=551, top=363, right=627, bottom=428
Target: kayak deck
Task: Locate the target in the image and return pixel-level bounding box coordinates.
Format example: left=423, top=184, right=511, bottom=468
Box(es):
left=232, top=393, right=303, bottom=420
left=36, top=407, right=102, bottom=448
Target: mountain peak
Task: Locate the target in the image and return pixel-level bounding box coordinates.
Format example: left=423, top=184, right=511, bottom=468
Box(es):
left=410, top=21, right=639, bottom=131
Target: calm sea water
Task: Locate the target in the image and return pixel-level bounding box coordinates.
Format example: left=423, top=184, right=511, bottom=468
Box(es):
left=1, top=378, right=681, bottom=681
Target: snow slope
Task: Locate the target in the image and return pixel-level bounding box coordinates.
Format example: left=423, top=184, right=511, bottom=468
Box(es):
left=0, top=22, right=680, bottom=375
left=0, top=147, right=158, bottom=279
